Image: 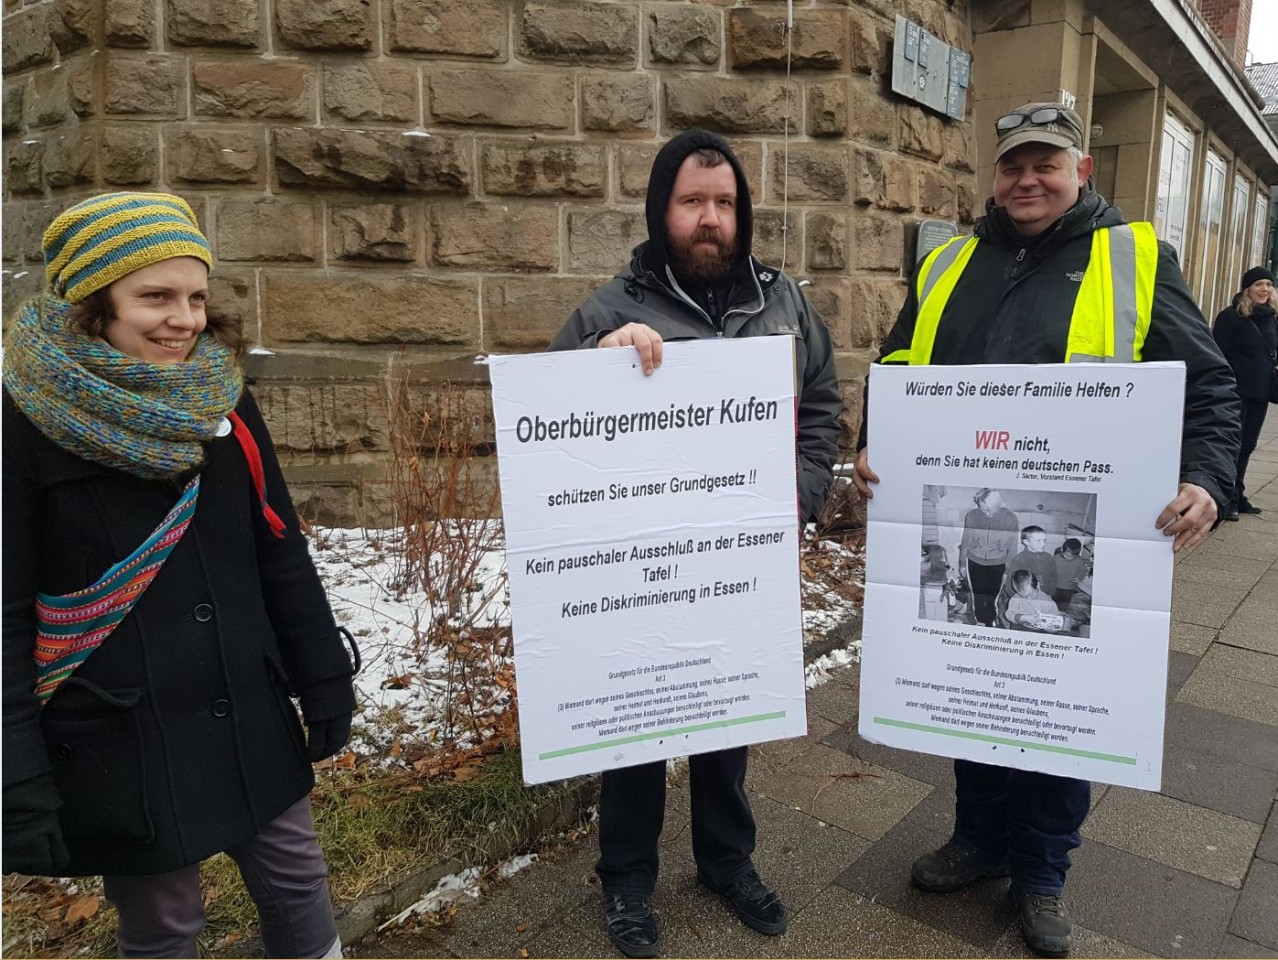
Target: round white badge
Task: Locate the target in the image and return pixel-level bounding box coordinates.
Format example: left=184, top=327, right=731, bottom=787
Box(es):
left=215, top=417, right=232, bottom=438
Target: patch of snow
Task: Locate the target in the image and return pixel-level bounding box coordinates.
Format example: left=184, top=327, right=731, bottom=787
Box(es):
left=497, top=854, right=538, bottom=880
left=376, top=852, right=540, bottom=931
left=805, top=642, right=861, bottom=689
left=310, top=526, right=511, bottom=764
left=377, top=866, right=483, bottom=931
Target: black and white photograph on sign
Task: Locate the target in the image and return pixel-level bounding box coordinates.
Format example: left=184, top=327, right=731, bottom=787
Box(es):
left=917, top=485, right=1097, bottom=637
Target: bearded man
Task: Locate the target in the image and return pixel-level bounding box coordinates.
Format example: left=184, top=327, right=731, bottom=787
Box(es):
left=550, top=128, right=842, bottom=958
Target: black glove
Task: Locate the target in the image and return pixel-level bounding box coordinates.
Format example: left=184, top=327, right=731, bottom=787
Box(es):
left=304, top=712, right=353, bottom=762
left=3, top=775, right=70, bottom=876
left=299, top=676, right=356, bottom=763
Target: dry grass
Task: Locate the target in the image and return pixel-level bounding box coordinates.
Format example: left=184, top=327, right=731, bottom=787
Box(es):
left=1, top=749, right=576, bottom=959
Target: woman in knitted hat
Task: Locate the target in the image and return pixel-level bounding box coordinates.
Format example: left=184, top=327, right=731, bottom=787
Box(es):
left=2, top=193, right=357, bottom=958
left=1212, top=266, right=1277, bottom=520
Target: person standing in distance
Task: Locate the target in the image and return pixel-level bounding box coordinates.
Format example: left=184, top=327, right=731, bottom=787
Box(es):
left=550, top=128, right=842, bottom=958
left=852, top=104, right=1238, bottom=957
left=1211, top=266, right=1277, bottom=520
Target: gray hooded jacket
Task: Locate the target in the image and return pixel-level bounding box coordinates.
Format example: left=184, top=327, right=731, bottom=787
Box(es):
left=549, top=130, right=842, bottom=523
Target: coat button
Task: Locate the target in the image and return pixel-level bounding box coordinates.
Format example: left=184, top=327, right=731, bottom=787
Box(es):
left=193, top=603, right=213, bottom=622
left=56, top=743, right=75, bottom=760
left=211, top=699, right=230, bottom=718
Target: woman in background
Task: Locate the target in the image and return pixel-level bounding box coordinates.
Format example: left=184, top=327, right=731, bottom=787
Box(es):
left=2, top=193, right=356, bottom=958
left=1212, top=266, right=1277, bottom=520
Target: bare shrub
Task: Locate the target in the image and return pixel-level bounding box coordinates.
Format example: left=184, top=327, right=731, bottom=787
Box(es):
left=383, top=379, right=516, bottom=769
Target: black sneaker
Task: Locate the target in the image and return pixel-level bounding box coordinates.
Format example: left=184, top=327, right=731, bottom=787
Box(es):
left=603, top=893, right=659, bottom=958
left=910, top=840, right=1010, bottom=893
left=699, top=869, right=787, bottom=935
left=1238, top=499, right=1263, bottom=515
left=1017, top=892, right=1072, bottom=957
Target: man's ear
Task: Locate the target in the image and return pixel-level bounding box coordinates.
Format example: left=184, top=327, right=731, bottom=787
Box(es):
left=1077, top=154, right=1094, bottom=184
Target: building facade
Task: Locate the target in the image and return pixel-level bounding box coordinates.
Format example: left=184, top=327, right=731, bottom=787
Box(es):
left=966, top=0, right=1277, bottom=322
left=3, top=0, right=1275, bottom=524
left=1244, top=58, right=1278, bottom=271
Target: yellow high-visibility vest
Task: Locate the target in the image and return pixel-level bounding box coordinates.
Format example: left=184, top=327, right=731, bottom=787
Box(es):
left=882, top=222, right=1159, bottom=365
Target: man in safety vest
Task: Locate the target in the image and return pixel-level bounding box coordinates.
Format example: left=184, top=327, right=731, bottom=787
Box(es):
left=852, top=103, right=1239, bottom=958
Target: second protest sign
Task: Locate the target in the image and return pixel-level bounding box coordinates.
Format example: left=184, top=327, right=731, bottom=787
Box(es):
left=859, top=362, right=1186, bottom=791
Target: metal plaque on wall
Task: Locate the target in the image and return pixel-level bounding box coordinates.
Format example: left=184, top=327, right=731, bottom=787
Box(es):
left=891, top=15, right=970, bottom=121
left=915, top=219, right=960, bottom=262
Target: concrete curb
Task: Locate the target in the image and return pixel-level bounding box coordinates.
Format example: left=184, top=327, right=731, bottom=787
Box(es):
left=337, top=777, right=598, bottom=948
left=805, top=610, right=863, bottom=664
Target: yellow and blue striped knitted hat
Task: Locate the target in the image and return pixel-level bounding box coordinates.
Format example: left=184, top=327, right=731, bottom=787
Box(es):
left=43, top=192, right=213, bottom=304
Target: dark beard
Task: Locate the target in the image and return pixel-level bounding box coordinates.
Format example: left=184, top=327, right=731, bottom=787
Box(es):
left=669, top=228, right=734, bottom=285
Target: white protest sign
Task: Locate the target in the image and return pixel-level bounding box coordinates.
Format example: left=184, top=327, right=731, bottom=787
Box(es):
left=860, top=363, right=1185, bottom=791
left=490, top=337, right=807, bottom=785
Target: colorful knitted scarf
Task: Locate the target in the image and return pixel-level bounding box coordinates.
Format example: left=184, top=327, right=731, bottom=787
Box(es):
left=2, top=296, right=243, bottom=479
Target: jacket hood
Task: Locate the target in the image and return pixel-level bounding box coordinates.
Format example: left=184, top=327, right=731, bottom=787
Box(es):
left=640, top=129, right=754, bottom=274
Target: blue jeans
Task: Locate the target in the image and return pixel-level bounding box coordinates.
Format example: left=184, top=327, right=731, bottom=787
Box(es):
left=952, top=759, right=1090, bottom=897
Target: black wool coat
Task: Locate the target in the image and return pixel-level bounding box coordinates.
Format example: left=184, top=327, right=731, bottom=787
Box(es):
left=1212, top=302, right=1278, bottom=402
left=2, top=390, right=355, bottom=876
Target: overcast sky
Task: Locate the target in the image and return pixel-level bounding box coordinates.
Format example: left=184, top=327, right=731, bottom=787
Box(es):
left=1250, top=0, right=1277, bottom=64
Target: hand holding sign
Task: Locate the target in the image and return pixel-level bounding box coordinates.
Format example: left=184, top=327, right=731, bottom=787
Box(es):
left=599, top=323, right=664, bottom=376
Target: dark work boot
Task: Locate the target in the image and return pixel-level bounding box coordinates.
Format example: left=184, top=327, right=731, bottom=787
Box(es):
left=1238, top=498, right=1262, bottom=515
left=699, top=869, right=787, bottom=935
left=1017, top=892, right=1072, bottom=957
left=910, top=840, right=1010, bottom=893
left=603, top=893, right=659, bottom=958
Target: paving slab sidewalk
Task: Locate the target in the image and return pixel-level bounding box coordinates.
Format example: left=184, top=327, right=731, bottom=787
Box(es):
left=362, top=416, right=1278, bottom=959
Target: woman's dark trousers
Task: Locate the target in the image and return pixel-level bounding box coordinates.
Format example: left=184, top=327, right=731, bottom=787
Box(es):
left=952, top=759, right=1090, bottom=896
left=966, top=560, right=1006, bottom=627
left=1234, top=398, right=1269, bottom=507
left=104, top=797, right=337, bottom=958
left=597, top=746, right=755, bottom=896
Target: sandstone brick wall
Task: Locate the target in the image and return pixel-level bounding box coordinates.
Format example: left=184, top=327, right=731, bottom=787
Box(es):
left=3, top=0, right=978, bottom=525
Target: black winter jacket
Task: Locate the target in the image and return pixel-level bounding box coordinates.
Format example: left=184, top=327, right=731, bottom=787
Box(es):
left=1212, top=300, right=1278, bottom=403
left=2, top=390, right=356, bottom=876
left=860, top=193, right=1240, bottom=512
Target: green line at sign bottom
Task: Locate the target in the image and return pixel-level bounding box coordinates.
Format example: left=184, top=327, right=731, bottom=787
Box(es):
left=539, top=711, right=787, bottom=760
left=873, top=717, right=1136, bottom=765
